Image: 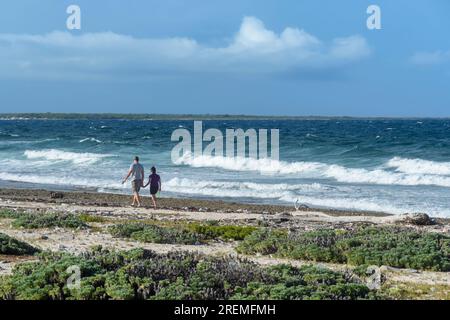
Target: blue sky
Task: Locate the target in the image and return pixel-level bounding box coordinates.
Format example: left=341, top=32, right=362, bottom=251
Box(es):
left=0, top=0, right=449, bottom=116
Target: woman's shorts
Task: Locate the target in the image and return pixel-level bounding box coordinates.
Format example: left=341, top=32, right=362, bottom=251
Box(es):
left=150, top=185, right=159, bottom=195
left=132, top=180, right=142, bottom=193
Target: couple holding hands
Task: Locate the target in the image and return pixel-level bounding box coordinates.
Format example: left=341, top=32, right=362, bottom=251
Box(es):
left=122, top=156, right=161, bottom=209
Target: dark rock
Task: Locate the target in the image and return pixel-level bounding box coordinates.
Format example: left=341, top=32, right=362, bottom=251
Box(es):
left=273, top=212, right=293, bottom=222
left=50, top=192, right=64, bottom=199
left=278, top=212, right=293, bottom=217
left=295, top=200, right=310, bottom=210
left=402, top=213, right=435, bottom=226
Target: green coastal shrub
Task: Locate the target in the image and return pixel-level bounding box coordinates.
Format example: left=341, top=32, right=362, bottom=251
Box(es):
left=236, top=228, right=288, bottom=255
left=0, top=210, right=23, bottom=220
left=78, top=214, right=107, bottom=223
left=231, top=264, right=371, bottom=300
left=12, top=212, right=87, bottom=229
left=338, top=228, right=450, bottom=271
left=187, top=223, right=257, bottom=241
left=108, top=223, right=203, bottom=245
left=109, top=222, right=258, bottom=244
left=0, top=247, right=376, bottom=300
left=0, top=233, right=40, bottom=256
left=237, top=226, right=450, bottom=272
left=0, top=210, right=87, bottom=229
left=0, top=251, right=104, bottom=300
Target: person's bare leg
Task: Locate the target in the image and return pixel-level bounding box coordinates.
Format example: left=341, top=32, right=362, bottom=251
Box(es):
left=136, top=193, right=142, bottom=207
left=151, top=194, right=157, bottom=209
left=131, top=194, right=136, bottom=206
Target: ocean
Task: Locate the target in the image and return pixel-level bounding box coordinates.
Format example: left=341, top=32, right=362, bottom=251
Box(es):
left=1, top=118, right=450, bottom=217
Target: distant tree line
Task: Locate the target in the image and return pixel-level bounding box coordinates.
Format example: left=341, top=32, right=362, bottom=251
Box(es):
left=0, top=113, right=440, bottom=121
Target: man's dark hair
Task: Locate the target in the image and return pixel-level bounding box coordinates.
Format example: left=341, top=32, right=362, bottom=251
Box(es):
left=151, top=166, right=156, bottom=173
left=134, top=156, right=139, bottom=162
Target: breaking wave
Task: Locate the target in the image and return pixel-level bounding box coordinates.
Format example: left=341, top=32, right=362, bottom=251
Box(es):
left=165, top=177, right=329, bottom=198
left=164, top=177, right=450, bottom=216
left=386, top=157, right=450, bottom=175
left=0, top=172, right=125, bottom=190
left=24, top=149, right=111, bottom=165
left=175, top=154, right=450, bottom=188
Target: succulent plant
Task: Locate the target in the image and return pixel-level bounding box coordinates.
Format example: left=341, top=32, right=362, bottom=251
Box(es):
left=0, top=232, right=40, bottom=256
left=0, top=247, right=375, bottom=300
left=237, top=226, right=450, bottom=271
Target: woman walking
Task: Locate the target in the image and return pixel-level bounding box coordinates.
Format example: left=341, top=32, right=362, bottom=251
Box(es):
left=144, top=166, right=161, bottom=209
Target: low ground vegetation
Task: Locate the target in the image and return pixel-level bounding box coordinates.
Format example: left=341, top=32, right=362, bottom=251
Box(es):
left=108, top=223, right=202, bottom=245
left=108, top=222, right=258, bottom=245
left=186, top=222, right=257, bottom=241
left=0, top=233, right=40, bottom=256
left=237, top=226, right=450, bottom=272
left=0, top=210, right=87, bottom=229
left=0, top=247, right=378, bottom=300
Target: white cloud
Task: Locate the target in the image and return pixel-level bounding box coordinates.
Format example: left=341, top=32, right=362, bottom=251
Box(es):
left=410, top=50, right=450, bottom=66
left=330, top=36, right=371, bottom=60
left=227, top=17, right=321, bottom=53
left=0, top=16, right=371, bottom=79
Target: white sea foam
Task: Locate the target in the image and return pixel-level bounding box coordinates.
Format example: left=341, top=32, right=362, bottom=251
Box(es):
left=165, top=178, right=331, bottom=191
left=0, top=132, right=20, bottom=137
left=174, top=153, right=324, bottom=175
left=24, top=149, right=110, bottom=165
left=0, top=158, right=55, bottom=168
left=322, top=165, right=450, bottom=187
left=279, top=194, right=406, bottom=214
left=1, top=171, right=448, bottom=216
left=175, top=154, right=450, bottom=187
left=386, top=157, right=450, bottom=175
left=0, top=172, right=125, bottom=190
left=34, top=138, right=60, bottom=143
left=164, top=177, right=450, bottom=216
left=79, top=137, right=102, bottom=143
left=278, top=193, right=450, bottom=216
left=165, top=178, right=335, bottom=203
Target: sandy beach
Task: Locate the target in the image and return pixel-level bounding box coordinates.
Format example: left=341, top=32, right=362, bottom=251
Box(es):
left=1, top=187, right=450, bottom=299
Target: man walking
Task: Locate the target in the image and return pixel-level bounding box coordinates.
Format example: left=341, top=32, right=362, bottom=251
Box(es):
left=122, top=156, right=144, bottom=207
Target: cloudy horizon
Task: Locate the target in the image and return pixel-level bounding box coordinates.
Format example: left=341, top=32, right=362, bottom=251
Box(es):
left=0, top=0, right=449, bottom=116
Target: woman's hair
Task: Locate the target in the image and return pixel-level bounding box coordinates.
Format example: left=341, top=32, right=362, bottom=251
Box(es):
left=151, top=166, right=156, bottom=173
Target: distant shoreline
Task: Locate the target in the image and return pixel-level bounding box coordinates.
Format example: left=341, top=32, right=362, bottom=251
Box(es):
left=1, top=113, right=449, bottom=121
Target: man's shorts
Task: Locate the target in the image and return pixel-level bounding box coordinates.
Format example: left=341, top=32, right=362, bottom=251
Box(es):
left=132, top=179, right=142, bottom=193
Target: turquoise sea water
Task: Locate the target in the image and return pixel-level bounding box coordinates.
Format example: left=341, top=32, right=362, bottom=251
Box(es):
left=1, top=119, right=450, bottom=216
